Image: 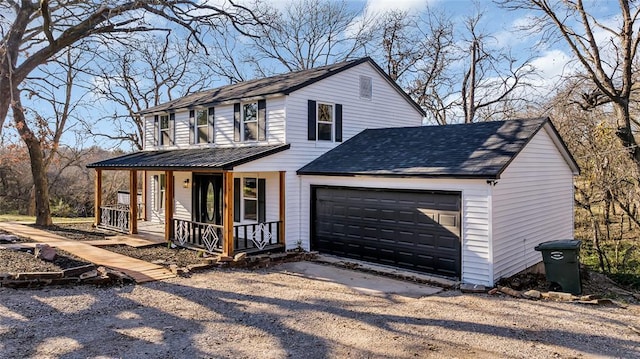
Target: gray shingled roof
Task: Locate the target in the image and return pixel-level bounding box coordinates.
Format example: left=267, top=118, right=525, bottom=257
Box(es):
left=297, top=118, right=575, bottom=179
left=139, top=57, right=424, bottom=115
left=87, top=144, right=290, bottom=170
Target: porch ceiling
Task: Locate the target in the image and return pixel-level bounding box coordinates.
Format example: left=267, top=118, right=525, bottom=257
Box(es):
left=87, top=144, right=290, bottom=170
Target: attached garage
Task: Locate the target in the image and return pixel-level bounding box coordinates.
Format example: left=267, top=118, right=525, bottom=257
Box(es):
left=312, top=186, right=461, bottom=277
left=298, top=118, right=580, bottom=286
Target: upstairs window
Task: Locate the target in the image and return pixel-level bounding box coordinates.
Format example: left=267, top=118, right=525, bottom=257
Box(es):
left=317, top=103, right=333, bottom=141
left=197, top=110, right=208, bottom=143
left=190, top=108, right=215, bottom=144
left=160, top=115, right=170, bottom=145
left=154, top=113, right=174, bottom=146
left=234, top=100, right=266, bottom=142
left=243, top=102, right=258, bottom=141
left=307, top=100, right=342, bottom=142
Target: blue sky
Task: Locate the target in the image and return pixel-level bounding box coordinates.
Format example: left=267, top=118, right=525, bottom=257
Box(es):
left=5, top=0, right=627, bottom=150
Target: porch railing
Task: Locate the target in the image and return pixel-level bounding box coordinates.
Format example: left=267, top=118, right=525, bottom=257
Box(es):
left=99, top=206, right=130, bottom=233
left=234, top=221, right=281, bottom=252
left=171, top=219, right=282, bottom=254
left=172, top=219, right=224, bottom=253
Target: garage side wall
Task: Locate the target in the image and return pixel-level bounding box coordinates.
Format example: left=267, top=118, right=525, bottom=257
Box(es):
left=299, top=176, right=493, bottom=285
left=492, top=127, right=575, bottom=282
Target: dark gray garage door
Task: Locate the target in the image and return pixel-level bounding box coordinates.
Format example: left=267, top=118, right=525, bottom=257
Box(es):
left=312, top=186, right=461, bottom=278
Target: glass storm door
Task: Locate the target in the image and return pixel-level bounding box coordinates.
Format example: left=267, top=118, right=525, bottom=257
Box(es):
left=193, top=174, right=223, bottom=225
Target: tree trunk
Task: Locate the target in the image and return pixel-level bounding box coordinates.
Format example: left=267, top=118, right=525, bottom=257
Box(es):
left=613, top=101, right=640, bottom=165
left=11, top=97, right=52, bottom=226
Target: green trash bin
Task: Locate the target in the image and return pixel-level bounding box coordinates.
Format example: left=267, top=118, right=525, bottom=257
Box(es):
left=534, top=240, right=582, bottom=295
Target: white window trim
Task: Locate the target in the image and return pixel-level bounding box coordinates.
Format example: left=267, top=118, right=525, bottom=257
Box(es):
left=195, top=108, right=209, bottom=144
left=242, top=102, right=258, bottom=142
left=242, top=177, right=258, bottom=222
left=154, top=174, right=166, bottom=211
left=316, top=102, right=334, bottom=142
left=159, top=114, right=170, bottom=146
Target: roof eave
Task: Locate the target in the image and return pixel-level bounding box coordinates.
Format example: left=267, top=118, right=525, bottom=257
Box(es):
left=296, top=170, right=499, bottom=180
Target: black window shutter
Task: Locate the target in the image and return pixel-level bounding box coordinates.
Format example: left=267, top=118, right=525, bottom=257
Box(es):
left=335, top=104, right=343, bottom=142
left=233, top=178, right=240, bottom=221
left=258, top=99, right=266, bottom=141
left=153, top=115, right=159, bottom=146
left=169, top=112, right=175, bottom=145
left=307, top=100, right=316, bottom=140
left=258, top=178, right=266, bottom=223
left=234, top=103, right=241, bottom=142
left=208, top=107, right=215, bottom=143
left=189, top=110, right=195, bottom=144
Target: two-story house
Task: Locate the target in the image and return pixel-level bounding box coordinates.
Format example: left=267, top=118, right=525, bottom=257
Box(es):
left=88, top=57, right=424, bottom=257
left=89, top=57, right=579, bottom=287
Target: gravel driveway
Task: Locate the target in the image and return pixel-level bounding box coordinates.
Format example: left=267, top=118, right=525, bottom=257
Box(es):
left=1, top=263, right=638, bottom=359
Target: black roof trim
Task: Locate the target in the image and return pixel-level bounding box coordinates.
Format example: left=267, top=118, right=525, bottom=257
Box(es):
left=87, top=144, right=290, bottom=170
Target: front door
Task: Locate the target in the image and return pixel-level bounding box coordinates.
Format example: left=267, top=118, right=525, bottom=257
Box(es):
left=193, top=174, right=223, bottom=225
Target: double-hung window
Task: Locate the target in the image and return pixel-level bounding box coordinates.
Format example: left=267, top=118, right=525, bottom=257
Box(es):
left=154, top=174, right=166, bottom=211
left=317, top=103, right=333, bottom=141
left=243, top=178, right=257, bottom=221
left=243, top=102, right=258, bottom=141
left=234, top=177, right=266, bottom=223
left=234, top=100, right=266, bottom=142
left=196, top=109, right=208, bottom=143
left=189, top=107, right=214, bottom=144
left=307, top=100, right=342, bottom=142
left=159, top=115, right=171, bottom=145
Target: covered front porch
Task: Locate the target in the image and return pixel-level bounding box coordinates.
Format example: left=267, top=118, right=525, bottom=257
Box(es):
left=88, top=145, right=290, bottom=257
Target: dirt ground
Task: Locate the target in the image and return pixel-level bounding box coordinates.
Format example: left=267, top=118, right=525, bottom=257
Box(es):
left=0, top=225, right=210, bottom=273
left=0, top=266, right=639, bottom=359
left=1, top=224, right=639, bottom=357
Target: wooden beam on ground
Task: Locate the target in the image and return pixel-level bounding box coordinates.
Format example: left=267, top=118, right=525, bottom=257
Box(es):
left=164, top=170, right=174, bottom=242
left=94, top=169, right=102, bottom=227
left=129, top=170, right=138, bottom=234
left=279, top=171, right=286, bottom=246
left=223, top=171, right=234, bottom=257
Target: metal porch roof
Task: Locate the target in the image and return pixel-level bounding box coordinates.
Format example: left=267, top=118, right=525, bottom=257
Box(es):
left=87, top=144, right=290, bottom=170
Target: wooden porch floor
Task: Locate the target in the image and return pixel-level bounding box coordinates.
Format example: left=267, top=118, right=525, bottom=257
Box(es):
left=0, top=222, right=175, bottom=283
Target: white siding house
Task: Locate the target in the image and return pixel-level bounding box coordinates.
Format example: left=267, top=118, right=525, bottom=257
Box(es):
left=89, top=57, right=578, bottom=286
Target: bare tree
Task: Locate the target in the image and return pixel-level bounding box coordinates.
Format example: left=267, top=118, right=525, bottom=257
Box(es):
left=89, top=34, right=217, bottom=150
left=0, top=1, right=263, bottom=225
left=500, top=0, right=640, bottom=164
left=9, top=48, right=85, bottom=224
left=0, top=0, right=261, bottom=134
left=209, top=0, right=375, bottom=79
left=375, top=9, right=458, bottom=125
left=460, top=9, right=537, bottom=123
left=550, top=80, right=640, bottom=272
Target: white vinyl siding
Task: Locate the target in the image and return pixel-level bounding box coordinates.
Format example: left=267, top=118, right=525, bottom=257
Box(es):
left=173, top=171, right=191, bottom=221
left=235, top=62, right=423, bottom=251
left=143, top=97, right=287, bottom=149
left=146, top=171, right=192, bottom=223
left=491, top=126, right=575, bottom=282
left=147, top=171, right=164, bottom=224
left=298, top=175, right=492, bottom=285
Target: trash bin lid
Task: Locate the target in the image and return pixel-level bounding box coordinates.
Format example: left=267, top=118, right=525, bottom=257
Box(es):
left=534, top=239, right=582, bottom=251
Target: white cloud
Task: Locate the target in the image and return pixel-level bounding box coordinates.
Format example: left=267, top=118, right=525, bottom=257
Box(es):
left=529, top=49, right=577, bottom=91
left=364, top=0, right=434, bottom=15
